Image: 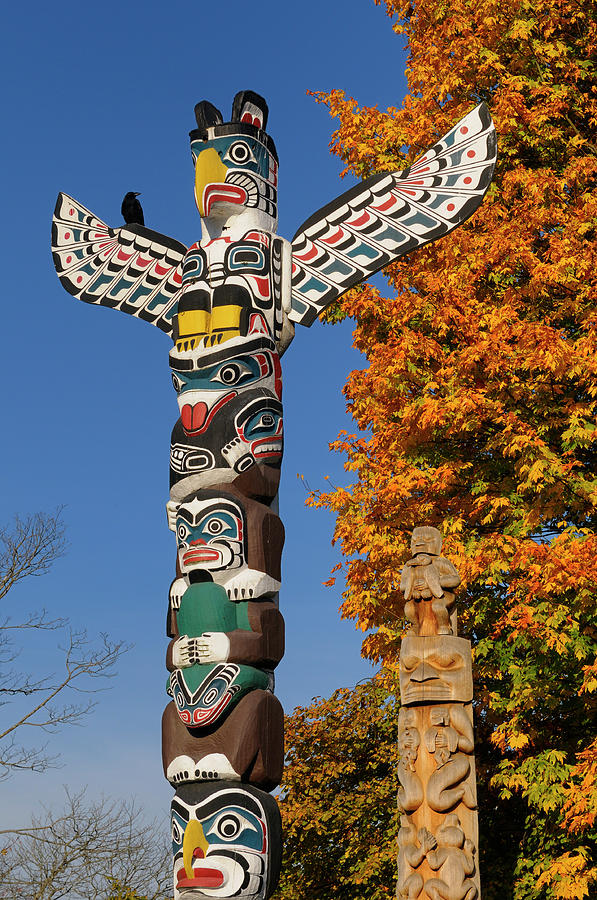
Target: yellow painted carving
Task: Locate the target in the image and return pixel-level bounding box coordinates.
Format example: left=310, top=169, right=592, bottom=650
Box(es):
left=177, top=308, right=210, bottom=341
left=183, top=819, right=209, bottom=878
left=209, top=304, right=243, bottom=341
left=195, top=148, right=228, bottom=216
left=178, top=309, right=210, bottom=337
left=175, top=304, right=244, bottom=351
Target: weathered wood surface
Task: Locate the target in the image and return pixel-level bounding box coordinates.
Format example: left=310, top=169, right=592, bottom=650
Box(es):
left=398, top=528, right=480, bottom=900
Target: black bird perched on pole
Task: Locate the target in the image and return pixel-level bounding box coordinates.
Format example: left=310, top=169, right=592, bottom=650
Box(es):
left=121, top=191, right=144, bottom=226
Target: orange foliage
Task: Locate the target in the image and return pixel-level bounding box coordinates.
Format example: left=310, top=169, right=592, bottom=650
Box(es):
left=299, top=0, right=597, bottom=896
left=276, top=676, right=399, bottom=900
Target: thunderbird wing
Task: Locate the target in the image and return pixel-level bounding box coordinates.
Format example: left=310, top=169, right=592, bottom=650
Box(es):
left=52, top=193, right=187, bottom=335
left=289, top=103, right=497, bottom=326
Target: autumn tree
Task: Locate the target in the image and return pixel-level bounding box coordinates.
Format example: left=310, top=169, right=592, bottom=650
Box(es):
left=281, top=0, right=596, bottom=898
left=274, top=675, right=399, bottom=900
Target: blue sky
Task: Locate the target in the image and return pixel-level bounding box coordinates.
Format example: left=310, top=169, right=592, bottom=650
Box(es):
left=0, top=0, right=408, bottom=825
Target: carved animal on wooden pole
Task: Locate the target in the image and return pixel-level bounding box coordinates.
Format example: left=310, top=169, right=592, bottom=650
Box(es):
left=425, top=706, right=476, bottom=813
left=425, top=815, right=477, bottom=900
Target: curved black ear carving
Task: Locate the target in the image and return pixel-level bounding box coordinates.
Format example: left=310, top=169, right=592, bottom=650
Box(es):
left=194, top=101, right=223, bottom=137
left=231, top=90, right=269, bottom=131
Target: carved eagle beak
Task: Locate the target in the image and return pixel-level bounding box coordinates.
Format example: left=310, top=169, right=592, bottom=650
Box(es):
left=194, top=148, right=248, bottom=217
left=183, top=818, right=210, bottom=878
left=194, top=148, right=229, bottom=216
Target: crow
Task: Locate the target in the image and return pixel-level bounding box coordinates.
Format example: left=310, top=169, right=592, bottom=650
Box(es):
left=121, top=191, right=144, bottom=226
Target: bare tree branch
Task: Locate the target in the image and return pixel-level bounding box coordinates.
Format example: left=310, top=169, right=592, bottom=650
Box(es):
left=0, top=629, right=129, bottom=779
left=0, top=510, right=130, bottom=779
left=0, top=790, right=172, bottom=899
left=0, top=510, right=67, bottom=601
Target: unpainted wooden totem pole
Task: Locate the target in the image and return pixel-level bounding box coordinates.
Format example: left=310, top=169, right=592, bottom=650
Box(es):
left=51, top=91, right=495, bottom=898
left=398, top=527, right=479, bottom=900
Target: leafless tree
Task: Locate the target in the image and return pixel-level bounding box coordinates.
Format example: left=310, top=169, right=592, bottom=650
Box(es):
left=0, top=511, right=128, bottom=779
left=0, top=789, right=172, bottom=899
left=0, top=510, right=67, bottom=602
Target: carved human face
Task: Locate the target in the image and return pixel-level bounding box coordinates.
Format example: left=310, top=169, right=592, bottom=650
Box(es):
left=410, top=526, right=442, bottom=556
left=429, top=707, right=450, bottom=727
left=397, top=708, right=420, bottom=766
left=171, top=782, right=281, bottom=899
left=176, top=495, right=245, bottom=576
left=399, top=635, right=473, bottom=704
left=397, top=708, right=419, bottom=746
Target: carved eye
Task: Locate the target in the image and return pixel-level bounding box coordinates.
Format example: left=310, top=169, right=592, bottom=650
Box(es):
left=228, top=246, right=266, bottom=271
left=401, top=655, right=419, bottom=671
left=233, top=249, right=261, bottom=265
left=177, top=522, right=191, bottom=542
left=224, top=141, right=255, bottom=166
left=207, top=811, right=257, bottom=842
left=205, top=516, right=227, bottom=536
left=245, top=411, right=278, bottom=436
left=212, top=361, right=253, bottom=386
left=172, top=374, right=185, bottom=393
left=182, top=254, right=204, bottom=280
left=429, top=652, right=462, bottom=669
left=171, top=819, right=182, bottom=844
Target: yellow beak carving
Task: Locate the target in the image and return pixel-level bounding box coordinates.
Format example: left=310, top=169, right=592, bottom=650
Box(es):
left=183, top=819, right=210, bottom=879
left=195, top=148, right=228, bottom=216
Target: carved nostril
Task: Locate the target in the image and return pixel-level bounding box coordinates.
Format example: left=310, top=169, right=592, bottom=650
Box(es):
left=410, top=663, right=437, bottom=682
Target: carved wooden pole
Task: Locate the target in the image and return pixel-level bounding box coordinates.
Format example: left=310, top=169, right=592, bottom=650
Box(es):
left=51, top=92, right=495, bottom=899
left=397, top=527, right=480, bottom=900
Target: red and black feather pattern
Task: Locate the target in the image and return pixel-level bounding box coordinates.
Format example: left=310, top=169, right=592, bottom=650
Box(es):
left=289, top=103, right=497, bottom=326
left=51, top=193, right=188, bottom=335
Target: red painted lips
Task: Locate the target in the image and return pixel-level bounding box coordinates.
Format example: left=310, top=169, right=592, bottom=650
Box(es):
left=177, top=867, right=224, bottom=888
left=183, top=548, right=220, bottom=565
left=181, top=402, right=207, bottom=434
left=180, top=393, right=236, bottom=436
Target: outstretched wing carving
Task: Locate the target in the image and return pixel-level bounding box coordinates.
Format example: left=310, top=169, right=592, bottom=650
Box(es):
left=51, top=193, right=188, bottom=335
left=289, top=103, right=497, bottom=326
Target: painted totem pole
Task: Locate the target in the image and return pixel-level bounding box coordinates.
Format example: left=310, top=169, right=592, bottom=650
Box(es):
left=398, top=527, right=479, bottom=900
left=51, top=92, right=496, bottom=899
